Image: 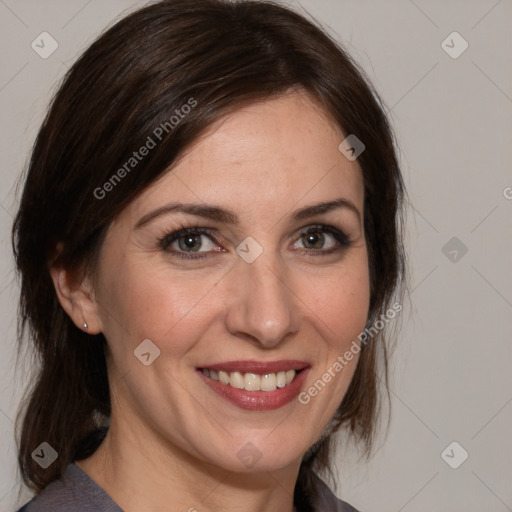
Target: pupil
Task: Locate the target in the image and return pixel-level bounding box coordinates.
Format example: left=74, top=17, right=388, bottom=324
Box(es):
left=305, top=232, right=323, bottom=249
left=181, top=235, right=200, bottom=251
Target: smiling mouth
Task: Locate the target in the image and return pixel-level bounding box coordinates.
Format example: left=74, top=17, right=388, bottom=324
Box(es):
left=199, top=368, right=303, bottom=392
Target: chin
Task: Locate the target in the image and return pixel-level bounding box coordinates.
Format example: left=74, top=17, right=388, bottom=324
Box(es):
left=202, top=434, right=312, bottom=474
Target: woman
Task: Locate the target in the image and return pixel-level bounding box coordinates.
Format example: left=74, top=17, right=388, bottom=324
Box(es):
left=12, top=0, right=406, bottom=510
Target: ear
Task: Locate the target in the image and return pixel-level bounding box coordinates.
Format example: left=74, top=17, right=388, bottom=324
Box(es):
left=49, top=261, right=103, bottom=335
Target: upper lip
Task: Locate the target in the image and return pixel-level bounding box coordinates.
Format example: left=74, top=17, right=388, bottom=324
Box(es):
left=198, top=360, right=310, bottom=374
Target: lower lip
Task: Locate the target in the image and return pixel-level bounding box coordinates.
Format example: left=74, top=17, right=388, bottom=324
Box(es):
left=197, top=369, right=310, bottom=411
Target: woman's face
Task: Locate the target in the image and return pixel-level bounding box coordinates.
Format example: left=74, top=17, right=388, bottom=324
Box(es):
left=89, top=91, right=370, bottom=473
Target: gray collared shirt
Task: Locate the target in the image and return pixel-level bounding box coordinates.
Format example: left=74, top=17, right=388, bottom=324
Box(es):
left=17, top=462, right=360, bottom=511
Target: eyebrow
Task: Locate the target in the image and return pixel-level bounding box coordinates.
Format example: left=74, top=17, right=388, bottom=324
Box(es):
left=135, top=197, right=361, bottom=229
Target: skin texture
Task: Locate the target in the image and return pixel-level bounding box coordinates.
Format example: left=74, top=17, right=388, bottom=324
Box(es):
left=51, top=90, right=370, bottom=512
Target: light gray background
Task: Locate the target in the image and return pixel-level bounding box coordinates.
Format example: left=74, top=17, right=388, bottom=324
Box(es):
left=1, top=1, right=511, bottom=511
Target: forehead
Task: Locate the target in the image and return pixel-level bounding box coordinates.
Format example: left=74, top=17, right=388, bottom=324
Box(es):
left=126, top=91, right=364, bottom=224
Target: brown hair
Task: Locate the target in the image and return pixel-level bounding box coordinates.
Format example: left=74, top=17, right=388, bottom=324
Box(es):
left=12, top=0, right=406, bottom=509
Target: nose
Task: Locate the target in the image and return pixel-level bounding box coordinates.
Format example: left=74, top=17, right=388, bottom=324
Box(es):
left=224, top=252, right=300, bottom=349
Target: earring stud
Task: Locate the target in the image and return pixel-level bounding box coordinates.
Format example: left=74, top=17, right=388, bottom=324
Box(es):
left=83, top=322, right=88, bottom=330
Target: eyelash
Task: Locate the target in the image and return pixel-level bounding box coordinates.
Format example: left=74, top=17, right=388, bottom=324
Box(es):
left=158, top=223, right=352, bottom=260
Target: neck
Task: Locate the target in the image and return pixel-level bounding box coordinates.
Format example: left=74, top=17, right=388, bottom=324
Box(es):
left=77, top=414, right=301, bottom=512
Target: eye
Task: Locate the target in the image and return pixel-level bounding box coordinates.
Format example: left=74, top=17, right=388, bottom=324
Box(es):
left=291, top=225, right=351, bottom=255
left=159, top=226, right=222, bottom=260
left=159, top=223, right=352, bottom=261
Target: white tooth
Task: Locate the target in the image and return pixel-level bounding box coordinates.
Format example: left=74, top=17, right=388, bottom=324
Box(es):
left=202, top=369, right=210, bottom=377
left=244, top=373, right=261, bottom=391
left=276, top=371, right=286, bottom=388
left=214, top=370, right=295, bottom=390
left=260, top=373, right=277, bottom=391
left=285, top=370, right=296, bottom=385
left=230, top=371, right=244, bottom=389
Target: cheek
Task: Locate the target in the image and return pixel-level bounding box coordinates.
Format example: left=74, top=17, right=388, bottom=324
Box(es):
left=97, top=242, right=370, bottom=362
left=97, top=257, right=221, bottom=357
left=303, top=258, right=370, bottom=347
